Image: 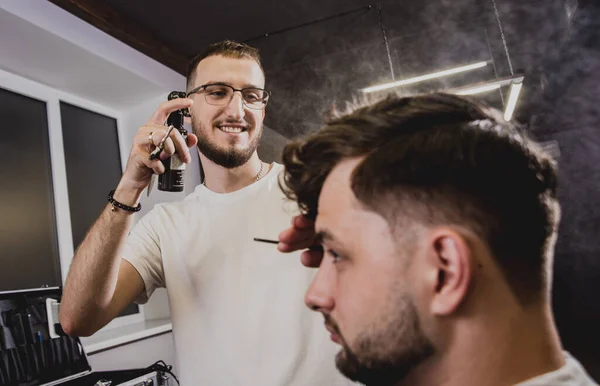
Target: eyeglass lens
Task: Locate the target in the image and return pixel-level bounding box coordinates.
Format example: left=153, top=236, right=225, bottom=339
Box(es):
left=204, top=84, right=267, bottom=109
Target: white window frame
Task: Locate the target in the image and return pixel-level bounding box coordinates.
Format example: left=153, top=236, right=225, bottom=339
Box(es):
left=0, top=67, right=145, bottom=330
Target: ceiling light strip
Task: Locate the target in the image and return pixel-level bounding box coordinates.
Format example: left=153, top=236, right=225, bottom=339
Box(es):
left=454, top=84, right=501, bottom=95
left=362, top=61, right=489, bottom=93
left=503, top=80, right=523, bottom=121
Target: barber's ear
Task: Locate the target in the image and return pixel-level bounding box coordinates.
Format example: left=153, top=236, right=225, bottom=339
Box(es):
left=428, top=231, right=473, bottom=316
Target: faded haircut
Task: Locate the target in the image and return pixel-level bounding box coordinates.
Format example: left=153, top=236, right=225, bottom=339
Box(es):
left=280, top=93, right=560, bottom=305
left=186, top=40, right=264, bottom=90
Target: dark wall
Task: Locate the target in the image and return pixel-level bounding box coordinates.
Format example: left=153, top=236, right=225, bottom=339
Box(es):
left=251, top=0, right=600, bottom=378
left=531, top=1, right=600, bottom=378
left=254, top=0, right=505, bottom=137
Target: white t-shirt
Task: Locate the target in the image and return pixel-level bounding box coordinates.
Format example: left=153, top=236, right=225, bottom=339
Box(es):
left=516, top=351, right=598, bottom=386
left=123, top=163, right=353, bottom=386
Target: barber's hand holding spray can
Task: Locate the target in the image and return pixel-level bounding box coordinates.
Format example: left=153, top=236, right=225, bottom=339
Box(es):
left=113, top=92, right=197, bottom=205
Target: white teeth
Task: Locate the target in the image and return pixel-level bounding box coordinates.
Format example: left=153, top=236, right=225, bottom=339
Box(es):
left=220, top=126, right=242, bottom=133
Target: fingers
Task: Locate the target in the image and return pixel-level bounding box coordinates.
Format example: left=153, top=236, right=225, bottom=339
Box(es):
left=146, top=130, right=175, bottom=161
left=121, top=101, right=196, bottom=189
left=163, top=127, right=190, bottom=163
left=300, top=249, right=324, bottom=268
left=186, top=133, right=198, bottom=148
left=277, top=214, right=323, bottom=267
left=136, top=125, right=192, bottom=164
left=147, top=98, right=194, bottom=126
left=158, top=138, right=177, bottom=161
left=133, top=124, right=165, bottom=147
left=278, top=236, right=323, bottom=267
left=293, top=214, right=315, bottom=230
left=278, top=214, right=318, bottom=253
left=278, top=229, right=315, bottom=252
left=277, top=239, right=315, bottom=253
left=141, top=155, right=166, bottom=175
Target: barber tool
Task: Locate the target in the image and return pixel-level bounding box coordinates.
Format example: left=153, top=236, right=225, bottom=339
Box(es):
left=12, top=313, right=34, bottom=379
left=3, top=351, right=13, bottom=383
left=254, top=238, right=325, bottom=254
left=253, top=238, right=279, bottom=244
left=70, top=337, right=81, bottom=363
left=29, top=304, right=46, bottom=324
left=37, top=331, right=46, bottom=369
left=22, top=312, right=35, bottom=344
left=28, top=342, right=40, bottom=377
left=10, top=312, right=24, bottom=346
left=0, top=325, right=8, bottom=350
left=18, top=346, right=33, bottom=380
left=46, top=298, right=62, bottom=339
left=53, top=337, right=62, bottom=366
left=148, top=125, right=176, bottom=161
left=61, top=336, right=71, bottom=365
left=11, top=312, right=34, bottom=346
left=44, top=339, right=55, bottom=368
left=148, top=91, right=189, bottom=193
left=0, top=351, right=7, bottom=385
left=9, top=349, right=23, bottom=382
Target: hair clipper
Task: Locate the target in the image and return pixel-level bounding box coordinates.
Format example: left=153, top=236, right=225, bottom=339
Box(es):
left=158, top=91, right=189, bottom=192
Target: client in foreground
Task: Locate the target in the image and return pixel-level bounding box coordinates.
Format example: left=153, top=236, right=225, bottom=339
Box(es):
left=278, top=93, right=598, bottom=386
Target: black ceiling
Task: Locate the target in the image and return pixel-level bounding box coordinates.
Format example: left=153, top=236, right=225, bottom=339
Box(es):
left=50, top=0, right=576, bottom=137
left=100, top=0, right=376, bottom=59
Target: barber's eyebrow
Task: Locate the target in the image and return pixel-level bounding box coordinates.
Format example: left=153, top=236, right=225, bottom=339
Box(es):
left=203, top=81, right=229, bottom=87
left=204, top=81, right=262, bottom=89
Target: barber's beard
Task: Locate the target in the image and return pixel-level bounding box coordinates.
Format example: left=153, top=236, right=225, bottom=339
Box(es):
left=327, top=293, right=435, bottom=386
left=193, top=120, right=262, bottom=169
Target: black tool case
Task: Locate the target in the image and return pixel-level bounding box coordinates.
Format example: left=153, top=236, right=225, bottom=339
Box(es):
left=0, top=287, right=172, bottom=386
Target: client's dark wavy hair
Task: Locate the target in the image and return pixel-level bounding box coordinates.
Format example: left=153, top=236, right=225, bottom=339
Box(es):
left=280, top=93, right=559, bottom=305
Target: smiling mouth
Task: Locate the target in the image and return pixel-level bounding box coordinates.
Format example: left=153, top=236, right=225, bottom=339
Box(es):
left=218, top=125, right=247, bottom=134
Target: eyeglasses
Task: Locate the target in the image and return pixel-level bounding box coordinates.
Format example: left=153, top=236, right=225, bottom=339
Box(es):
left=186, top=83, right=270, bottom=110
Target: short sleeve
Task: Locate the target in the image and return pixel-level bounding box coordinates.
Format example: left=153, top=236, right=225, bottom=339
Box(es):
left=122, top=208, right=165, bottom=304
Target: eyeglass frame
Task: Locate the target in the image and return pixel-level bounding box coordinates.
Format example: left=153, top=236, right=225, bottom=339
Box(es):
left=186, top=83, right=271, bottom=110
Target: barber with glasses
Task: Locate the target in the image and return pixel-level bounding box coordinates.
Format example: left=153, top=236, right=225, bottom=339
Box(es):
left=187, top=83, right=270, bottom=111
left=59, top=40, right=353, bottom=386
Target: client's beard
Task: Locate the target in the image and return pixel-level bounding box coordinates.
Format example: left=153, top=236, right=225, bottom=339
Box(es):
left=326, top=294, right=435, bottom=385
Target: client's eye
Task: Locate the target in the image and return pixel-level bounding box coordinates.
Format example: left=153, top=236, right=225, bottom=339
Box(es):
left=327, top=249, right=343, bottom=264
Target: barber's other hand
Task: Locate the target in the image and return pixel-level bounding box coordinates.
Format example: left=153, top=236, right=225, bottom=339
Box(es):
left=278, top=215, right=323, bottom=268
left=118, top=98, right=198, bottom=194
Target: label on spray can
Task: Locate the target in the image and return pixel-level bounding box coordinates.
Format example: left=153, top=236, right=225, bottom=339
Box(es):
left=170, top=154, right=185, bottom=171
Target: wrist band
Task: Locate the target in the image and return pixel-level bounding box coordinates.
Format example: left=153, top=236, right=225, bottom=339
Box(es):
left=108, top=190, right=142, bottom=212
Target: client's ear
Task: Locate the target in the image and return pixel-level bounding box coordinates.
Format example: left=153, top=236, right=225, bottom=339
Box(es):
left=427, top=229, right=473, bottom=316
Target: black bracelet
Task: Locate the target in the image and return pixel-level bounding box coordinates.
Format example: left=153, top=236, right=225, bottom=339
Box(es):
left=108, top=190, right=142, bottom=212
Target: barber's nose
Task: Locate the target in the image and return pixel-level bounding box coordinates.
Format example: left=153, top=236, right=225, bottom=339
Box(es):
left=224, top=92, right=245, bottom=121
left=305, top=259, right=336, bottom=313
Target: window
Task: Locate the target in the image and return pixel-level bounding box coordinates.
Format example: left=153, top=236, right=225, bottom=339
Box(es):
left=0, top=70, right=142, bottom=323
left=0, top=87, right=61, bottom=291
left=60, top=102, right=138, bottom=316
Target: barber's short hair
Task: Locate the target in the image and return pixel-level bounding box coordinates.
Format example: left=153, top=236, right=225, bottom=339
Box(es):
left=281, top=93, right=559, bottom=305
left=186, top=40, right=264, bottom=90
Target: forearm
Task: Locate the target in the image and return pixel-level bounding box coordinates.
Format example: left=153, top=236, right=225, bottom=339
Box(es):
left=60, top=185, right=142, bottom=334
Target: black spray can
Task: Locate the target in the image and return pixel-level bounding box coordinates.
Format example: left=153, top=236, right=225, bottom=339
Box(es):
left=158, top=92, right=188, bottom=191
